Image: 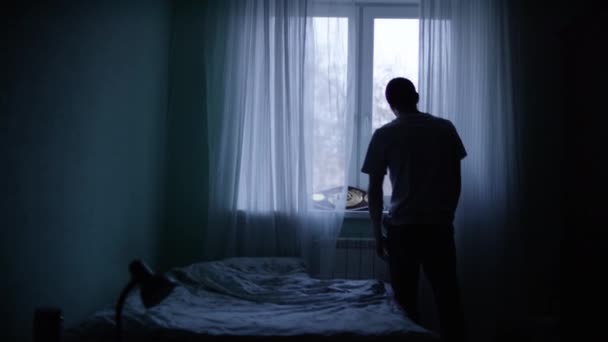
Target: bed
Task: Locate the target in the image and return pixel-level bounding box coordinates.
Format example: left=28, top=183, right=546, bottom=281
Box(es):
left=65, top=257, right=439, bottom=342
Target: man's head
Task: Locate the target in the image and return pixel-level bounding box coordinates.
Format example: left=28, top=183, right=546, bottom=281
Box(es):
left=385, top=77, right=419, bottom=115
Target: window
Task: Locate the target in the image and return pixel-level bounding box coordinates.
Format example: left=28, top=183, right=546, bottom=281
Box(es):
left=311, top=3, right=420, bottom=210
left=310, top=15, right=351, bottom=195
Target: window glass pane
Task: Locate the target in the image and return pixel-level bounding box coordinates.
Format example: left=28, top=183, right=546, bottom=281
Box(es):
left=372, top=19, right=419, bottom=131
left=372, top=18, right=419, bottom=194
left=310, top=17, right=349, bottom=195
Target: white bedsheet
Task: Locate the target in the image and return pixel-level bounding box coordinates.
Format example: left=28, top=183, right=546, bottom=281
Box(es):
left=68, top=257, right=438, bottom=341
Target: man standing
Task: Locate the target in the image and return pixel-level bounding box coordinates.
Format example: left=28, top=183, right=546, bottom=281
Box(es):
left=361, top=77, right=467, bottom=342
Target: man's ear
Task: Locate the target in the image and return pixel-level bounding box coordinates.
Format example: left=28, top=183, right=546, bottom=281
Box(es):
left=415, top=92, right=419, bottom=104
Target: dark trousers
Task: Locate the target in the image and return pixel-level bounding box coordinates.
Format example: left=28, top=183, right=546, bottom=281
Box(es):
left=386, top=223, right=466, bottom=342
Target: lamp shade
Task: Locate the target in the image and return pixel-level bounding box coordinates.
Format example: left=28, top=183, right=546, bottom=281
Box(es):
left=116, top=260, right=177, bottom=341
left=128, top=260, right=177, bottom=308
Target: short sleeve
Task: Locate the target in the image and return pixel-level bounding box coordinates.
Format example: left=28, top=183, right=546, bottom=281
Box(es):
left=361, top=130, right=387, bottom=175
left=449, top=122, right=467, bottom=160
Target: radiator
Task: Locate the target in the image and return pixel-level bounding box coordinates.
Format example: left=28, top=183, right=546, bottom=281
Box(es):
left=318, top=238, right=390, bottom=281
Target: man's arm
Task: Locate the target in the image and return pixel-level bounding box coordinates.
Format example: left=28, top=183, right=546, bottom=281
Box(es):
left=368, top=172, right=386, bottom=259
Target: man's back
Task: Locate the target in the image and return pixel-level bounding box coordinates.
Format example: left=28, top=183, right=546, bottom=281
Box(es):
left=362, top=112, right=466, bottom=224
left=363, top=78, right=467, bottom=342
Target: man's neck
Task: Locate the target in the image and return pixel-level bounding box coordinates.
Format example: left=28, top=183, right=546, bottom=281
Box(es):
left=397, top=109, right=422, bottom=117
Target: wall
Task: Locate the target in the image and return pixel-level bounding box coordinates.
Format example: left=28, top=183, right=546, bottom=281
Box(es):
left=509, top=0, right=566, bottom=317
left=495, top=0, right=608, bottom=339
left=507, top=0, right=597, bottom=321
left=158, top=0, right=209, bottom=272
left=0, top=1, right=172, bottom=340
left=558, top=2, right=606, bottom=340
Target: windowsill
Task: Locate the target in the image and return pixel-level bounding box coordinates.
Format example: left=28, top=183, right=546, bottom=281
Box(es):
left=235, top=209, right=387, bottom=220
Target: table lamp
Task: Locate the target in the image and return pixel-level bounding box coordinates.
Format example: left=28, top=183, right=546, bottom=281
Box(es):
left=115, top=259, right=177, bottom=342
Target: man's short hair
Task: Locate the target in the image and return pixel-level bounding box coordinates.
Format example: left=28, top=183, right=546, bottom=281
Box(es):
left=385, top=77, right=418, bottom=112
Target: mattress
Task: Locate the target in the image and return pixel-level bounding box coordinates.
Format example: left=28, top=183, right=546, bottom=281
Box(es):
left=66, top=257, right=438, bottom=341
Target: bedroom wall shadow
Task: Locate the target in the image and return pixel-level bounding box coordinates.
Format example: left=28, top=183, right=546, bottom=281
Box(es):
left=158, top=0, right=209, bottom=273
left=0, top=1, right=172, bottom=340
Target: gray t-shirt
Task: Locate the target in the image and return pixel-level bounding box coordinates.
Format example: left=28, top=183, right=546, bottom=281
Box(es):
left=361, top=113, right=467, bottom=224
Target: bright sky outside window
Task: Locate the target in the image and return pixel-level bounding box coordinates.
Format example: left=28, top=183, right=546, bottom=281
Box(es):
left=372, top=18, right=419, bottom=195
left=372, top=19, right=419, bottom=131
left=311, top=17, right=349, bottom=195
left=311, top=14, right=420, bottom=205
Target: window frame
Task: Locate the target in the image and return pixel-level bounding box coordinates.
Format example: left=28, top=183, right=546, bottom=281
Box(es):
left=353, top=4, right=420, bottom=192
left=308, top=2, right=420, bottom=217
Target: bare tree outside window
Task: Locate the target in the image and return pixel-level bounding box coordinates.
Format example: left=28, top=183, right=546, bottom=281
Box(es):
left=372, top=18, right=419, bottom=195
left=310, top=17, right=419, bottom=201
left=310, top=17, right=349, bottom=194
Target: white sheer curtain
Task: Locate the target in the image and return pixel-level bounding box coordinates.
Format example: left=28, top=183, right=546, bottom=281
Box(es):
left=202, top=0, right=355, bottom=276
left=419, top=0, right=524, bottom=340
